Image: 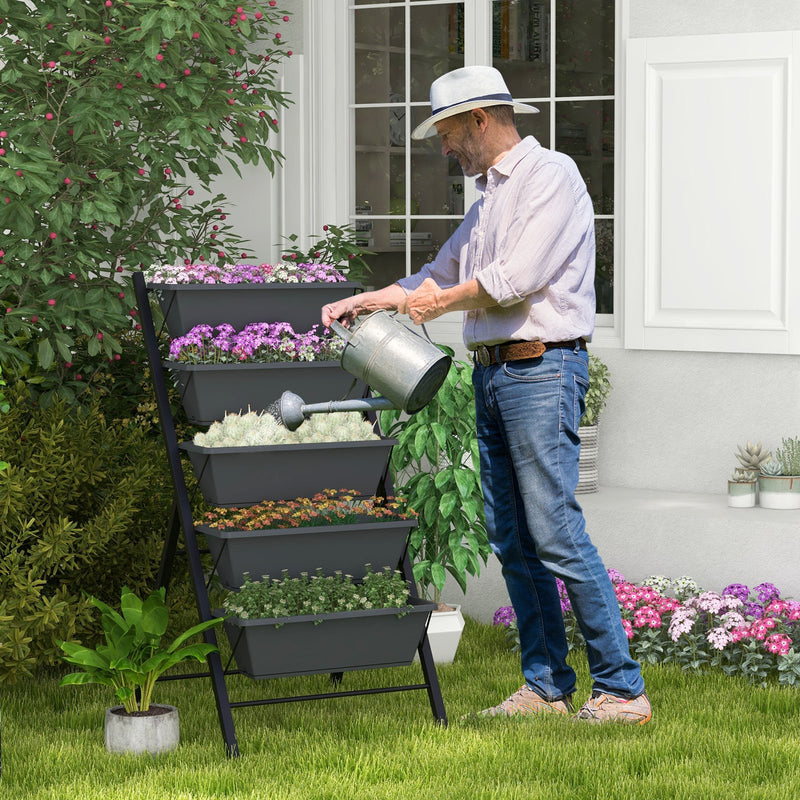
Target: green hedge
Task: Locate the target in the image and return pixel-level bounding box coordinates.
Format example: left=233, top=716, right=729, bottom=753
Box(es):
left=0, top=387, right=174, bottom=682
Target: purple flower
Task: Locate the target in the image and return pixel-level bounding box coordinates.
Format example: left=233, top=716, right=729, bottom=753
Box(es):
left=493, top=606, right=516, bottom=627
left=722, top=583, right=750, bottom=603
left=607, top=568, right=626, bottom=585
left=743, top=601, right=765, bottom=619
left=753, top=582, right=781, bottom=604
left=555, top=577, right=572, bottom=614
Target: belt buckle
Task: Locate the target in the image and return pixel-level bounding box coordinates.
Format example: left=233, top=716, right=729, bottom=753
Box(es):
left=475, top=345, right=491, bottom=367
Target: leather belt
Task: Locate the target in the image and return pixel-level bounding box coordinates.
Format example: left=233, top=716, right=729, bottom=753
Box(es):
left=472, top=338, right=586, bottom=367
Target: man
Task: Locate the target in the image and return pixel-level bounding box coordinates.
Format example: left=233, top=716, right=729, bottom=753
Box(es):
left=322, top=66, right=650, bottom=724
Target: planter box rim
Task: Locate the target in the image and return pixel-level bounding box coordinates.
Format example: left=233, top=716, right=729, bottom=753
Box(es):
left=148, top=280, right=362, bottom=291
left=164, top=360, right=344, bottom=372
left=197, top=518, right=416, bottom=539
left=216, top=596, right=435, bottom=627
left=180, top=438, right=397, bottom=455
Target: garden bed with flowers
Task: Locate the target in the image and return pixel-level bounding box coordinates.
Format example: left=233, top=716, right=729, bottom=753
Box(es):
left=197, top=490, right=417, bottom=587
left=494, top=572, right=800, bottom=688
left=144, top=262, right=361, bottom=335
left=165, top=321, right=362, bottom=423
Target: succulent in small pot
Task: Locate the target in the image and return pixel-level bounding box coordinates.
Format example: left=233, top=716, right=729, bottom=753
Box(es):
left=735, top=441, right=771, bottom=474
left=728, top=468, right=757, bottom=508
left=758, top=438, right=800, bottom=510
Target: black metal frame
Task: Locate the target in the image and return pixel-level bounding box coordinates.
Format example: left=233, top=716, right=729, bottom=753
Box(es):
left=133, top=272, right=447, bottom=757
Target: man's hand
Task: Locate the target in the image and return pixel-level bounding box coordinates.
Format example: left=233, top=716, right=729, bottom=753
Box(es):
left=401, top=278, right=445, bottom=324
left=321, top=283, right=408, bottom=328
left=322, top=297, right=357, bottom=328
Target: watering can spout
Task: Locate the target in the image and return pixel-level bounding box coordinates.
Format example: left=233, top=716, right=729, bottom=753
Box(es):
left=277, top=391, right=396, bottom=431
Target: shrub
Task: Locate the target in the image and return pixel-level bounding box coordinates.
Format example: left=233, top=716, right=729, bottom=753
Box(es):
left=0, top=386, right=174, bottom=682
left=0, top=0, right=292, bottom=401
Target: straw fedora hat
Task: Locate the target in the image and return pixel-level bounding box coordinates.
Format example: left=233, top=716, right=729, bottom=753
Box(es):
left=411, top=65, right=539, bottom=140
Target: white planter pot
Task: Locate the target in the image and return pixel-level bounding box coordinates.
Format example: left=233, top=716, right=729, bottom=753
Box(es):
left=758, top=475, right=800, bottom=510
left=416, top=604, right=465, bottom=664
left=727, top=480, right=756, bottom=508
left=105, top=704, right=179, bottom=755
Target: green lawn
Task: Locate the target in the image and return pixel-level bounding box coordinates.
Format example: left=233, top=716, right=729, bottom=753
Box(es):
left=3, top=618, right=799, bottom=800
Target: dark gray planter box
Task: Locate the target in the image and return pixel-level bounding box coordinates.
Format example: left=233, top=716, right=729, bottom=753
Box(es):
left=219, top=597, right=436, bottom=679
left=198, top=518, right=416, bottom=589
left=149, top=282, right=361, bottom=337
left=165, top=361, right=365, bottom=426
left=179, top=438, right=396, bottom=507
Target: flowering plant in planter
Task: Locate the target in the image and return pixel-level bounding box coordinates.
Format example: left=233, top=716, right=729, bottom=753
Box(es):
left=193, top=410, right=378, bottom=447
left=199, top=489, right=414, bottom=531
left=223, top=566, right=410, bottom=622
left=494, top=572, right=800, bottom=688
left=168, top=322, right=343, bottom=363
left=144, top=262, right=347, bottom=285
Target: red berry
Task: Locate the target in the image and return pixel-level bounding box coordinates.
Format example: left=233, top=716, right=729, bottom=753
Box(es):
left=323, top=225, right=329, bottom=231
left=138, top=168, right=145, bottom=175
left=97, top=332, right=103, bottom=340
left=69, top=273, right=77, bottom=279
left=49, top=232, right=57, bottom=239
left=64, top=177, right=71, bottom=184
left=118, top=292, right=125, bottom=298
left=48, top=298, right=56, bottom=305
left=0, top=131, right=7, bottom=138
left=158, top=82, right=166, bottom=89
left=31, top=315, right=38, bottom=322
left=156, top=53, right=164, bottom=61
left=183, top=68, right=191, bottom=76
left=192, top=32, right=200, bottom=39
left=65, top=361, right=73, bottom=368
left=76, top=374, right=82, bottom=380
left=187, top=189, right=194, bottom=195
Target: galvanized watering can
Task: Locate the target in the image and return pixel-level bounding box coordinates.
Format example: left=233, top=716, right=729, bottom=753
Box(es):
left=277, top=310, right=452, bottom=431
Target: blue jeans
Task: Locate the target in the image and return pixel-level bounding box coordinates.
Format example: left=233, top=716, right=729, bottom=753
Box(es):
left=473, top=345, right=644, bottom=701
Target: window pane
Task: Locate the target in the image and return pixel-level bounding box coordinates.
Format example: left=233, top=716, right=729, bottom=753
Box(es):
left=556, top=0, right=614, bottom=97
left=410, top=3, right=464, bottom=103
left=410, top=219, right=463, bottom=272
left=354, top=7, right=405, bottom=104
left=361, top=220, right=406, bottom=289
left=594, top=219, right=614, bottom=314
left=354, top=108, right=392, bottom=216
left=555, top=100, right=613, bottom=214
left=409, top=106, right=461, bottom=217
left=513, top=102, right=551, bottom=148
left=492, top=0, right=550, bottom=99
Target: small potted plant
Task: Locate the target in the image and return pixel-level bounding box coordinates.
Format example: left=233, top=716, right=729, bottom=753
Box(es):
left=164, top=321, right=363, bottom=425
left=577, top=352, right=612, bottom=494
left=379, top=351, right=492, bottom=663
left=219, top=566, right=435, bottom=678
left=58, top=586, right=224, bottom=755
left=728, top=441, right=769, bottom=507
left=758, top=437, right=800, bottom=509
left=142, top=262, right=361, bottom=336
left=197, top=489, right=417, bottom=589
left=180, top=410, right=397, bottom=506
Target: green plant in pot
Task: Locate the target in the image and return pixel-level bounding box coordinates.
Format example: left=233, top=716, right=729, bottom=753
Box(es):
left=58, top=586, right=223, bottom=755
left=575, top=352, right=612, bottom=494
left=758, top=437, right=800, bottom=510
left=379, top=349, right=492, bottom=662
left=728, top=442, right=767, bottom=508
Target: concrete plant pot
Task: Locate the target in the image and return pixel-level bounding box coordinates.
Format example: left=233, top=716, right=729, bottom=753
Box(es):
left=165, top=360, right=365, bottom=426
left=219, top=597, right=435, bottom=679
left=576, top=424, right=599, bottom=494
left=104, top=704, right=179, bottom=755
left=149, top=281, right=361, bottom=337
left=179, top=438, right=396, bottom=507
left=757, top=475, right=800, bottom=509
left=414, top=604, right=465, bottom=664
left=727, top=480, right=757, bottom=508
left=198, top=518, right=416, bottom=589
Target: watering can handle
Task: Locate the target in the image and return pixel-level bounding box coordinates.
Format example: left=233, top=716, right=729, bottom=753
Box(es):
left=329, top=319, right=352, bottom=342
left=387, top=310, right=436, bottom=346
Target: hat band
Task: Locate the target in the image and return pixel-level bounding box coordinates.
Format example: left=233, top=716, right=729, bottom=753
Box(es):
left=431, top=92, right=513, bottom=115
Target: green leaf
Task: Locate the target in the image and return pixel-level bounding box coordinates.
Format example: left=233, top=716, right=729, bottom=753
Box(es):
left=439, top=491, right=458, bottom=519
left=37, top=339, right=54, bottom=370
left=430, top=563, right=447, bottom=591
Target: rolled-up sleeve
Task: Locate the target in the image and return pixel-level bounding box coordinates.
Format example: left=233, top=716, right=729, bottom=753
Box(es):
left=396, top=212, right=474, bottom=293
left=475, top=161, right=586, bottom=306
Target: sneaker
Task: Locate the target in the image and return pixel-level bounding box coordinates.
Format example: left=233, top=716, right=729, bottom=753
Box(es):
left=478, top=685, right=573, bottom=717
left=574, top=691, right=652, bottom=725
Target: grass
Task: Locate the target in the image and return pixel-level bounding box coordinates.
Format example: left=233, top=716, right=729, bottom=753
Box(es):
left=3, top=617, right=800, bottom=800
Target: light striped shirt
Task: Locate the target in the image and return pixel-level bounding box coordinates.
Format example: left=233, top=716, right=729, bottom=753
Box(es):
left=397, top=136, right=596, bottom=349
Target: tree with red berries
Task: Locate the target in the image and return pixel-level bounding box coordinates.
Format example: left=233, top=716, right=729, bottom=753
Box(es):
left=0, top=0, right=291, bottom=402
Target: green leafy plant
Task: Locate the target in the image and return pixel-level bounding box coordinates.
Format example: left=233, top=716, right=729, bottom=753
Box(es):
left=0, top=0, right=292, bottom=402
left=223, top=566, right=410, bottom=622
left=279, top=224, right=374, bottom=285
left=379, top=349, right=491, bottom=606
left=582, top=351, right=611, bottom=427
left=58, top=586, right=222, bottom=713
left=773, top=436, right=800, bottom=476
left=0, top=386, right=174, bottom=682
